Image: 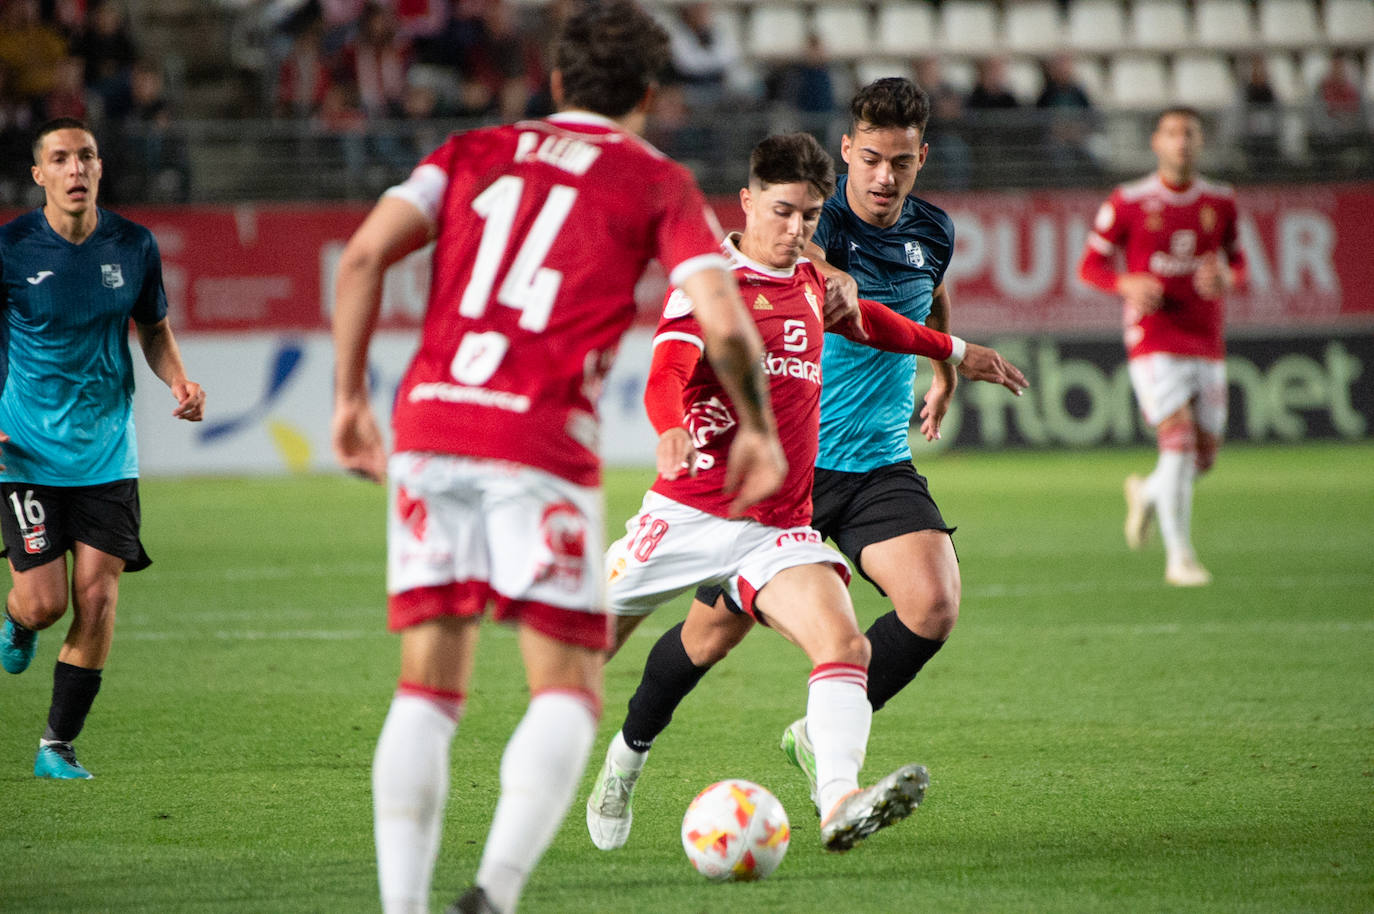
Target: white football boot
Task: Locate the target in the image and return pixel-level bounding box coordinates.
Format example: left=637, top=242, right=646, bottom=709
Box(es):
left=585, top=738, right=645, bottom=850
left=819, top=762, right=929, bottom=852
left=1123, top=473, right=1155, bottom=550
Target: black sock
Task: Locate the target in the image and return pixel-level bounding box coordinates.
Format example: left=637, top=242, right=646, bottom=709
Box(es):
left=44, top=661, right=103, bottom=743
left=621, top=622, right=711, bottom=752
left=865, top=611, right=945, bottom=712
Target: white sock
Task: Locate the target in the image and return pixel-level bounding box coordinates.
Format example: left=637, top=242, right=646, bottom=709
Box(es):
left=805, top=663, right=871, bottom=818
left=1148, top=449, right=1197, bottom=564
left=609, top=729, right=648, bottom=774
left=374, top=693, right=461, bottom=914
left=476, top=691, right=598, bottom=913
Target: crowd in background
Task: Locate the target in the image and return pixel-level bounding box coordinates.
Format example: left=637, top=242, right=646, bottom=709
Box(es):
left=2, top=0, right=1371, bottom=204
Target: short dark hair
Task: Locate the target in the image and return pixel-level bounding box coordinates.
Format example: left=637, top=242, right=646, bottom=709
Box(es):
left=1155, top=106, right=1204, bottom=130
left=749, top=132, right=836, bottom=201
left=32, top=117, right=95, bottom=163
left=850, top=78, right=930, bottom=136
left=554, top=1, right=669, bottom=118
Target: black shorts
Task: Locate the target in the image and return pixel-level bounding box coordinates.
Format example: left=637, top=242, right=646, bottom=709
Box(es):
left=695, top=461, right=955, bottom=609
left=0, top=480, right=152, bottom=573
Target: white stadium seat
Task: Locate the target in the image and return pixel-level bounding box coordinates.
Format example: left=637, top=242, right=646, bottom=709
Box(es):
left=1171, top=52, right=1239, bottom=109
left=812, top=5, right=874, bottom=60
left=1264, top=52, right=1306, bottom=103
left=1006, top=57, right=1045, bottom=104
left=747, top=4, right=809, bottom=60
left=1194, top=0, right=1260, bottom=50
left=1068, top=0, right=1130, bottom=52
left=855, top=59, right=912, bottom=88
left=1004, top=0, right=1063, bottom=55
left=1257, top=0, right=1323, bottom=48
left=1324, top=0, right=1374, bottom=47
left=938, top=0, right=1001, bottom=56
left=874, top=1, right=938, bottom=58
left=1074, top=56, right=1110, bottom=105
left=1106, top=53, right=1170, bottom=110
left=1128, top=0, right=1192, bottom=50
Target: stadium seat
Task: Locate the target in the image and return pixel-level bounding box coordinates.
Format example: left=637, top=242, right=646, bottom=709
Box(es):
left=812, top=4, right=874, bottom=60
left=856, top=59, right=913, bottom=88
left=1264, top=52, right=1306, bottom=102
left=1105, top=53, right=1170, bottom=110
left=1194, top=0, right=1260, bottom=50
left=1300, top=48, right=1334, bottom=92
left=747, top=4, right=809, bottom=60
left=1003, top=0, right=1063, bottom=55
left=1257, top=0, right=1323, bottom=48
left=1073, top=56, right=1110, bottom=105
left=1128, top=0, right=1192, bottom=51
left=874, top=1, right=938, bottom=58
left=1068, top=0, right=1130, bottom=52
left=1323, top=0, right=1374, bottom=47
left=1006, top=57, right=1045, bottom=104
left=937, top=0, right=1001, bottom=57
left=1171, top=52, right=1239, bottom=109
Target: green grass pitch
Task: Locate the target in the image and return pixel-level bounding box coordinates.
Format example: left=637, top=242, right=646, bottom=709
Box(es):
left=1, top=442, right=1371, bottom=913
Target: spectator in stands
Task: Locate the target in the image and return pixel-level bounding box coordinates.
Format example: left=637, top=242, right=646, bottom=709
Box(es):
left=0, top=66, right=39, bottom=204
left=965, top=56, right=1026, bottom=183
left=113, top=59, right=189, bottom=202
left=768, top=33, right=836, bottom=138
left=339, top=3, right=410, bottom=119
left=966, top=56, right=1019, bottom=112
left=0, top=0, right=69, bottom=105
left=318, top=0, right=367, bottom=56
left=1036, top=52, right=1102, bottom=181
left=72, top=0, right=137, bottom=116
left=1311, top=51, right=1369, bottom=167
left=275, top=18, right=333, bottom=119
left=42, top=54, right=90, bottom=121
left=914, top=57, right=971, bottom=191
left=662, top=2, right=741, bottom=108
left=1235, top=55, right=1281, bottom=173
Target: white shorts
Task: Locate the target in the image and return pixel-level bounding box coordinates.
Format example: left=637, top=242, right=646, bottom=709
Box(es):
left=605, top=491, right=850, bottom=621
left=386, top=452, right=608, bottom=649
left=1128, top=353, right=1227, bottom=435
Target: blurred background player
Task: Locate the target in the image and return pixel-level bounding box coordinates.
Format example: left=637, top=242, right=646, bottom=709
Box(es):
left=0, top=117, right=205, bottom=779
left=585, top=131, right=1027, bottom=850
left=328, top=3, right=784, bottom=912
left=1078, top=106, right=1247, bottom=587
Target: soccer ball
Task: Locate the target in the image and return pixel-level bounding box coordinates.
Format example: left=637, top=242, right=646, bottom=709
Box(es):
left=680, top=779, right=790, bottom=882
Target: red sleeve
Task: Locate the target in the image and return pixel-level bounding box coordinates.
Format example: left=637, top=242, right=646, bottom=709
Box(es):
left=644, top=339, right=701, bottom=435
left=1078, top=244, right=1120, bottom=292
left=836, top=300, right=954, bottom=359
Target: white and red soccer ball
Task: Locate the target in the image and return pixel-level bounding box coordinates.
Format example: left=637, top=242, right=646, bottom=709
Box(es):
left=680, top=779, right=790, bottom=882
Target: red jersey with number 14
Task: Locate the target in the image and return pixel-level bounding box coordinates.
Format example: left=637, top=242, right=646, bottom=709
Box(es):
left=1082, top=173, right=1245, bottom=360
left=390, top=112, right=727, bottom=485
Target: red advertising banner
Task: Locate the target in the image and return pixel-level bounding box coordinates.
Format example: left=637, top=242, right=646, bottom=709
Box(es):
left=7, top=183, right=1373, bottom=334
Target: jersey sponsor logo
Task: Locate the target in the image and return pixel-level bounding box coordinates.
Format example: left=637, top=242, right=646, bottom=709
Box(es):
left=536, top=501, right=587, bottom=591
left=25, top=270, right=54, bottom=285
left=1147, top=230, right=1202, bottom=277
left=407, top=382, right=531, bottom=413
left=904, top=241, right=925, bottom=267
left=100, top=264, right=124, bottom=289
left=762, top=352, right=820, bottom=385
left=775, top=529, right=822, bottom=548
left=781, top=318, right=808, bottom=353
left=753, top=293, right=772, bottom=310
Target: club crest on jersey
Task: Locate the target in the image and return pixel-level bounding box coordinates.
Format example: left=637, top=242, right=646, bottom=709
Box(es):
left=803, top=284, right=820, bottom=321
left=536, top=502, right=587, bottom=591
left=904, top=241, right=924, bottom=267
left=22, top=524, right=48, bottom=554
left=1200, top=205, right=1217, bottom=234
left=100, top=263, right=124, bottom=289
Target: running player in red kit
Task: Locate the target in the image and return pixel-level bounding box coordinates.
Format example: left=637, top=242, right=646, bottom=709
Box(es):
left=330, top=5, right=784, bottom=913
left=1079, top=106, right=1247, bottom=587
left=585, top=133, right=1027, bottom=854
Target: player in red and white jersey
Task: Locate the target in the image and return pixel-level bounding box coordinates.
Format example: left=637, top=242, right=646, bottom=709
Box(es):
left=1078, top=106, right=1248, bottom=587
left=585, top=133, right=1027, bottom=855
left=330, top=6, right=784, bottom=913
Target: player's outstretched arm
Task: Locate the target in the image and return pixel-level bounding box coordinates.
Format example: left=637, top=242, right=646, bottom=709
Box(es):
left=136, top=318, right=205, bottom=421
left=331, top=195, right=432, bottom=483
left=678, top=267, right=785, bottom=514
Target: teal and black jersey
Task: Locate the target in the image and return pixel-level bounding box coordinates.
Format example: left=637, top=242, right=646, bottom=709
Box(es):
left=0, top=208, right=167, bottom=485
left=813, top=176, right=955, bottom=472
